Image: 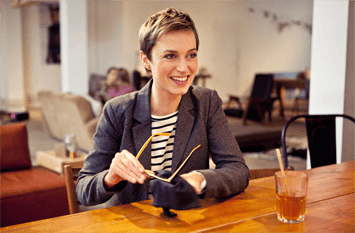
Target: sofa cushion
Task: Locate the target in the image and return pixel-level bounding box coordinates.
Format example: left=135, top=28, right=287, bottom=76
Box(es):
left=1, top=167, right=70, bottom=226
left=1, top=167, right=66, bottom=198
left=37, top=90, right=100, bottom=152
left=81, top=94, right=103, bottom=117
left=38, top=90, right=63, bottom=140
left=59, top=93, right=95, bottom=151
left=0, top=123, right=32, bottom=171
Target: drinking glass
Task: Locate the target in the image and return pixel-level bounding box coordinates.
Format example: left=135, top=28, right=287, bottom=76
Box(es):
left=275, top=171, right=308, bottom=223
left=64, top=133, right=78, bottom=158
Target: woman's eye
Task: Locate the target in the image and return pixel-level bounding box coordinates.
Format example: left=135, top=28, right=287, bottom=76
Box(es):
left=164, top=54, right=175, bottom=59
left=189, top=53, right=197, bottom=59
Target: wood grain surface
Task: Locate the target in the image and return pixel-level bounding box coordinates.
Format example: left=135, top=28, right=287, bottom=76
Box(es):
left=1, top=161, right=353, bottom=233
left=200, top=194, right=354, bottom=233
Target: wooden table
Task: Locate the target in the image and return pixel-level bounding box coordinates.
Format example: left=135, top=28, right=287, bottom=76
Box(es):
left=2, top=161, right=353, bottom=232
left=273, top=78, right=307, bottom=119
left=193, top=74, right=212, bottom=87
left=36, top=150, right=87, bottom=175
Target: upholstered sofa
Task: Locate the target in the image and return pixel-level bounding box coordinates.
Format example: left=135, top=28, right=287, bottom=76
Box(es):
left=38, top=90, right=101, bottom=152
left=0, top=123, right=70, bottom=227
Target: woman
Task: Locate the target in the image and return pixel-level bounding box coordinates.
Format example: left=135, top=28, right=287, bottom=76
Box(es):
left=77, top=7, right=249, bottom=207
left=107, top=68, right=134, bottom=99
left=94, top=67, right=133, bottom=105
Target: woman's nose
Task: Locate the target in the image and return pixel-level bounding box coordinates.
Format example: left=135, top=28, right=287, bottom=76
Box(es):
left=176, top=58, right=188, bottom=72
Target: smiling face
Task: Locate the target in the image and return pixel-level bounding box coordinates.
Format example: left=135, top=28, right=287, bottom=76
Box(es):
left=141, top=30, right=198, bottom=100
left=106, top=69, right=119, bottom=86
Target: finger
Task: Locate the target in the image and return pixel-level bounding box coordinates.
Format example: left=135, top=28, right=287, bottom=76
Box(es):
left=119, top=163, right=139, bottom=184
left=112, top=156, right=139, bottom=184
left=121, top=150, right=145, bottom=172
left=106, top=154, right=136, bottom=184
left=105, top=157, right=125, bottom=187
left=116, top=152, right=146, bottom=184
left=120, top=151, right=146, bottom=181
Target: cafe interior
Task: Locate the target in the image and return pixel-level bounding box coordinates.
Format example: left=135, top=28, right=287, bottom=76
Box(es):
left=1, top=0, right=354, bottom=231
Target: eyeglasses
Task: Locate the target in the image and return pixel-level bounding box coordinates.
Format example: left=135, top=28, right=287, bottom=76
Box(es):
left=136, top=133, right=201, bottom=183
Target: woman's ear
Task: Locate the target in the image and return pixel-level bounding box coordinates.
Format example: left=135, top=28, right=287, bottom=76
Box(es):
left=140, top=51, right=151, bottom=71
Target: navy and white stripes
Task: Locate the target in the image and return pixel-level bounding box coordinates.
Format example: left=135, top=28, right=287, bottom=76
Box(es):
left=150, top=111, right=178, bottom=172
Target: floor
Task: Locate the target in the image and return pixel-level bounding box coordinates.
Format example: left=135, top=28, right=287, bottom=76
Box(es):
left=22, top=99, right=308, bottom=171
left=224, top=99, right=308, bottom=170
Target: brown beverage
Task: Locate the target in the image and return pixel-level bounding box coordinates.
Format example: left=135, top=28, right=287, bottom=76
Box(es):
left=276, top=192, right=306, bottom=222
left=275, top=171, right=308, bottom=223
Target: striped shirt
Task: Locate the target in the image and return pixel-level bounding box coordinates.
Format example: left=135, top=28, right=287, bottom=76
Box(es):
left=150, top=111, right=178, bottom=172
left=148, top=111, right=178, bottom=199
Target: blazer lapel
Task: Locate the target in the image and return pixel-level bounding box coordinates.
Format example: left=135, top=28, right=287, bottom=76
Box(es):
left=131, top=82, right=196, bottom=172
left=172, top=88, right=195, bottom=171
left=132, top=80, right=152, bottom=170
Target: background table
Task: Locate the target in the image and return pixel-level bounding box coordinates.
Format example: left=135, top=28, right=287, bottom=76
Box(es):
left=36, top=150, right=87, bottom=175
left=273, top=78, right=307, bottom=118
left=2, top=161, right=353, bottom=232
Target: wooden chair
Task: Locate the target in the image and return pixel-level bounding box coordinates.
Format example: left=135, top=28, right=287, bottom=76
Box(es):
left=63, top=165, right=82, bottom=214
left=249, top=168, right=280, bottom=180
left=249, top=167, right=294, bottom=180
left=224, top=74, right=275, bottom=125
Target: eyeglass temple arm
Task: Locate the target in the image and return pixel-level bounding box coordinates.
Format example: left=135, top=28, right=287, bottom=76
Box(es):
left=136, top=133, right=170, bottom=159
left=168, top=144, right=201, bottom=182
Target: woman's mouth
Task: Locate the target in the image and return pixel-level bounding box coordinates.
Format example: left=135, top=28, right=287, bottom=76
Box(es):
left=170, top=75, right=189, bottom=83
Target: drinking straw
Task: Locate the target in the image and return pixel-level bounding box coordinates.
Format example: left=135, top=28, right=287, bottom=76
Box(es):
left=276, top=148, right=290, bottom=196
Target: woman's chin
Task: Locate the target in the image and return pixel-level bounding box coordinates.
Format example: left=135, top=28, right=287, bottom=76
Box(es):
left=172, top=86, right=191, bottom=96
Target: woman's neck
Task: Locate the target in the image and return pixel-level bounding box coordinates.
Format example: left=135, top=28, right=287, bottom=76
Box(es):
left=105, top=79, right=114, bottom=88
left=150, top=87, right=181, bottom=116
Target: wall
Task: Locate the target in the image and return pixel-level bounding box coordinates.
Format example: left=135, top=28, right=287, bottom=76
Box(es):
left=0, top=2, right=25, bottom=109
left=60, top=0, right=89, bottom=95
left=87, top=1, right=313, bottom=101
left=1, top=1, right=313, bottom=108
left=87, top=1, right=124, bottom=75
left=0, top=2, right=61, bottom=110
left=22, top=3, right=61, bottom=108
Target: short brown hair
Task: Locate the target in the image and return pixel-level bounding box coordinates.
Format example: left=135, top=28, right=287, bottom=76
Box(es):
left=117, top=67, right=130, bottom=84
left=106, top=67, right=118, bottom=74
left=139, top=7, right=199, bottom=61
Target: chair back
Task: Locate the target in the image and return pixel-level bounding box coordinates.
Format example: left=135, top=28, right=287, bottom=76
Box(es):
left=281, top=114, right=355, bottom=169
left=0, top=123, right=32, bottom=171
left=242, top=74, right=274, bottom=124
left=250, top=74, right=274, bottom=100
left=88, top=74, right=106, bottom=98
left=249, top=167, right=294, bottom=180
left=64, top=165, right=82, bottom=214
left=249, top=168, right=280, bottom=180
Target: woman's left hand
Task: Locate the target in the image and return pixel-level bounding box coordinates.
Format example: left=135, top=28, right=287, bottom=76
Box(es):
left=181, top=172, right=204, bottom=195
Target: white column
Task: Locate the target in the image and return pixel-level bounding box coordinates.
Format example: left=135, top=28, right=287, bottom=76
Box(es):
left=342, top=2, right=354, bottom=162
left=60, top=0, right=88, bottom=95
left=308, top=0, right=349, bottom=169
left=0, top=2, right=25, bottom=110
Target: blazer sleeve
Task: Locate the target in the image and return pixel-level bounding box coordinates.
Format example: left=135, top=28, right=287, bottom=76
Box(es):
left=76, top=102, right=128, bottom=206
left=196, top=90, right=250, bottom=198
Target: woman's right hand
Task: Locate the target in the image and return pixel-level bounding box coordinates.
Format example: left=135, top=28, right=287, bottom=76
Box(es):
left=104, top=150, right=148, bottom=189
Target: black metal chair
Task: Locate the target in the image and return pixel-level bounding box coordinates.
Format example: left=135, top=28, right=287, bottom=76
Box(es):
left=281, top=114, right=355, bottom=169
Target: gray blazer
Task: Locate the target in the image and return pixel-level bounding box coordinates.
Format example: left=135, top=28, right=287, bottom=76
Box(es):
left=77, top=80, right=249, bottom=207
